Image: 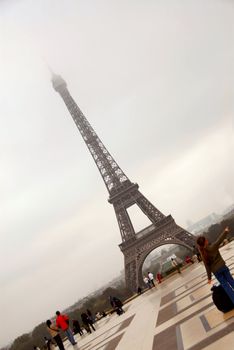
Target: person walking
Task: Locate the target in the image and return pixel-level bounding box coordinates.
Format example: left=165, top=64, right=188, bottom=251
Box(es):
left=46, top=320, right=65, bottom=350
left=143, top=276, right=151, bottom=289
left=73, top=320, right=83, bottom=336
left=156, top=272, right=162, bottom=284
left=81, top=312, right=96, bottom=333
left=171, top=258, right=181, bottom=274
left=87, top=309, right=95, bottom=323
left=148, top=272, right=155, bottom=287
left=197, top=227, right=234, bottom=305
left=56, top=311, right=77, bottom=345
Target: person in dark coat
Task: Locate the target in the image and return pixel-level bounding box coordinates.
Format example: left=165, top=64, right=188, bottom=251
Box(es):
left=87, top=309, right=95, bottom=323
left=73, top=319, right=83, bottom=336
left=109, top=296, right=115, bottom=308
left=112, top=296, right=124, bottom=315
left=81, top=312, right=96, bottom=333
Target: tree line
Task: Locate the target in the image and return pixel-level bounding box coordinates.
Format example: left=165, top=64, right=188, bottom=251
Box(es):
left=3, top=282, right=131, bottom=350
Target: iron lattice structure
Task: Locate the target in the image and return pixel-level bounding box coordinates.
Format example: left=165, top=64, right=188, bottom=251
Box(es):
left=52, top=74, right=195, bottom=291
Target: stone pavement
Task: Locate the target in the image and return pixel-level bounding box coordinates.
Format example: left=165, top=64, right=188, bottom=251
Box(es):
left=64, top=242, right=234, bottom=350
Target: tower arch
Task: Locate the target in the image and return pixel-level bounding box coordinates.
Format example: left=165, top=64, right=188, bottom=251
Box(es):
left=137, top=240, right=193, bottom=287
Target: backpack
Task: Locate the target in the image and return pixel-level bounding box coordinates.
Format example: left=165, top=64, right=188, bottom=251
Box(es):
left=211, top=284, right=234, bottom=313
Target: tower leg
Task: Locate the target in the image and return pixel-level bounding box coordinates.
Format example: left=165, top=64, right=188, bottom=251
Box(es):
left=124, top=258, right=138, bottom=293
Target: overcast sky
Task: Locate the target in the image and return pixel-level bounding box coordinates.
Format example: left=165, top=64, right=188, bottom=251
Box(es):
left=0, top=0, right=233, bottom=346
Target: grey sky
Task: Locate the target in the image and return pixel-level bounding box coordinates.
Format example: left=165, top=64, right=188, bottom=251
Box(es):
left=0, top=0, right=233, bottom=346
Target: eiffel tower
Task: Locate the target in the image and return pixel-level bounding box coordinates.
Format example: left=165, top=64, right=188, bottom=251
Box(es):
left=51, top=74, right=195, bottom=291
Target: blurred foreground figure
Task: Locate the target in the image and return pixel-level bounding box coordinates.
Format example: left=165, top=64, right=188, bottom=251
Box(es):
left=197, top=227, right=234, bottom=306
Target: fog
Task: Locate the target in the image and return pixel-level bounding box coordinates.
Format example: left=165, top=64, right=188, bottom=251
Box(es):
left=0, top=0, right=233, bottom=346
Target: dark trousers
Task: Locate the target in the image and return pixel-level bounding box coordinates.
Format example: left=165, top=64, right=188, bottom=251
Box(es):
left=54, top=334, right=65, bottom=350
left=88, top=320, right=96, bottom=331
left=74, top=326, right=83, bottom=336
left=116, top=307, right=124, bottom=315
left=214, top=265, right=234, bottom=304
left=78, top=329, right=83, bottom=336
left=84, top=322, right=95, bottom=333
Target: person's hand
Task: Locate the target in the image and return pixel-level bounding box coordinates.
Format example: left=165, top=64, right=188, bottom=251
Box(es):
left=208, top=279, right=212, bottom=284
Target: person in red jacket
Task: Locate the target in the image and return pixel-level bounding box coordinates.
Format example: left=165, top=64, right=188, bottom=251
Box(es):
left=156, top=272, right=162, bottom=284
left=56, top=311, right=77, bottom=345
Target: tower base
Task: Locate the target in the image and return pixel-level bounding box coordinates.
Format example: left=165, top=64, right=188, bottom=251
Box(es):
left=119, top=215, right=195, bottom=292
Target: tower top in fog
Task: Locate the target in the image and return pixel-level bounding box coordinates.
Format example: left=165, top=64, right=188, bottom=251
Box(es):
left=51, top=73, right=67, bottom=92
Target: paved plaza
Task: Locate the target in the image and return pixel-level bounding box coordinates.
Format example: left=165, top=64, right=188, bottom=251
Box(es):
left=64, top=242, right=234, bottom=350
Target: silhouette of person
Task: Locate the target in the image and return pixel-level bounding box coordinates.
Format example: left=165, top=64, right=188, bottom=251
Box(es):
left=81, top=312, right=95, bottom=333
left=148, top=272, right=155, bottom=286
left=73, top=320, right=83, bottom=336
left=112, top=297, right=124, bottom=315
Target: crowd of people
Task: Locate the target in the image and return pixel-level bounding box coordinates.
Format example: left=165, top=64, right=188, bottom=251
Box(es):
left=32, top=296, right=125, bottom=350
left=32, top=309, right=96, bottom=350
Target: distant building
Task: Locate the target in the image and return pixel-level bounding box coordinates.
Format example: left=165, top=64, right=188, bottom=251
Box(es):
left=223, top=208, right=234, bottom=220
left=187, top=213, right=221, bottom=234
left=222, top=204, right=234, bottom=220
left=186, top=219, right=194, bottom=228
